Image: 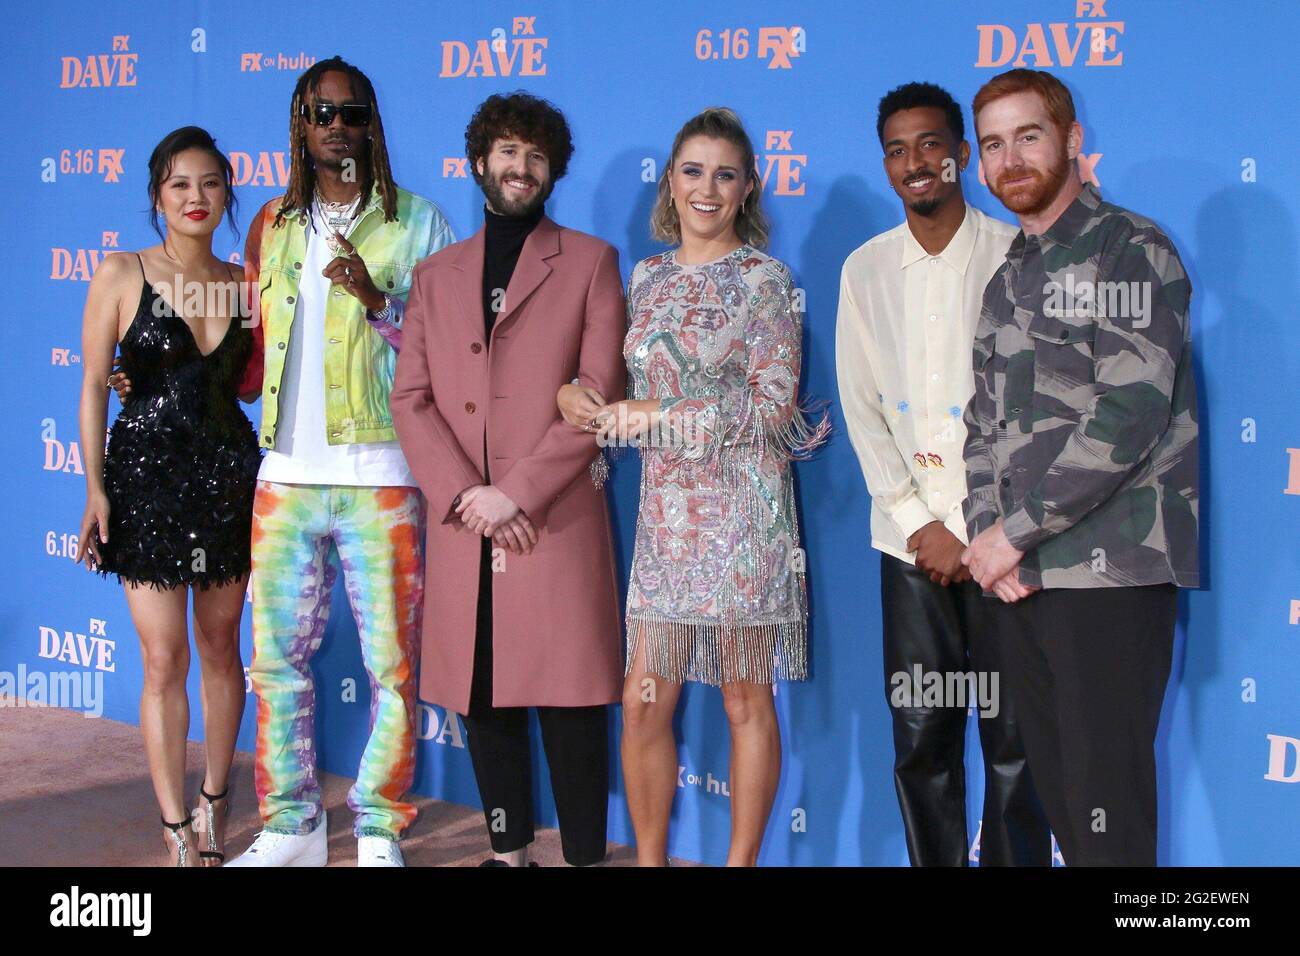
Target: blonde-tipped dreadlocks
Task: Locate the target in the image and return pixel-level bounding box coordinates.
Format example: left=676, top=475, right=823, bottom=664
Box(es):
left=276, top=56, right=399, bottom=228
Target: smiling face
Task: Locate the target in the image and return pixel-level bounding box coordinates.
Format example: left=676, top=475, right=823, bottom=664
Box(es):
left=881, top=106, right=969, bottom=217
left=156, top=148, right=226, bottom=239
left=669, top=135, right=754, bottom=246
left=303, top=69, right=369, bottom=174
left=976, top=89, right=1079, bottom=216
left=476, top=136, right=553, bottom=217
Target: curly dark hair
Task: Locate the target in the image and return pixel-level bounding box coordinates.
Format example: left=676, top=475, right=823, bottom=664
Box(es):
left=465, top=91, right=573, bottom=183
left=876, top=81, right=965, bottom=147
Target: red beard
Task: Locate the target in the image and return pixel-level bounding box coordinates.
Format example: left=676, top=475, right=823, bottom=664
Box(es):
left=991, top=152, right=1072, bottom=216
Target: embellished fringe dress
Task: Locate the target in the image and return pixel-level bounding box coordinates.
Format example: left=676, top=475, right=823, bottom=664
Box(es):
left=623, top=245, right=829, bottom=686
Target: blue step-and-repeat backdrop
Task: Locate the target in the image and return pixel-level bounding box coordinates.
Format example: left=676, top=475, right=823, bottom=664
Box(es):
left=4, top=0, right=1297, bottom=865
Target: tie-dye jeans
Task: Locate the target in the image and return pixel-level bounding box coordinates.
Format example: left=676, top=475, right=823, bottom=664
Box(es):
left=249, top=481, right=424, bottom=840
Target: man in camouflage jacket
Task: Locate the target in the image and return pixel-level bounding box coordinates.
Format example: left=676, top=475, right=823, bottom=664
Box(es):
left=961, top=69, right=1200, bottom=866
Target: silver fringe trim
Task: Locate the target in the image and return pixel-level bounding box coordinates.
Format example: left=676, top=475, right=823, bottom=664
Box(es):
left=660, top=393, right=831, bottom=469
left=627, top=615, right=809, bottom=687
left=589, top=450, right=610, bottom=490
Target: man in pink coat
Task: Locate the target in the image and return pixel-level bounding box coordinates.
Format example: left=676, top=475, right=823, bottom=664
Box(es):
left=390, top=93, right=626, bottom=867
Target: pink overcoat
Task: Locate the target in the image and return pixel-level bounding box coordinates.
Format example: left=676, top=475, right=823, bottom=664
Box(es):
left=390, top=217, right=627, bottom=714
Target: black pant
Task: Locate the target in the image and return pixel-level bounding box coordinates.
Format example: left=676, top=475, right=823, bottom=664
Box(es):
left=988, top=583, right=1177, bottom=866
left=462, top=537, right=610, bottom=866
left=881, top=554, right=1052, bottom=866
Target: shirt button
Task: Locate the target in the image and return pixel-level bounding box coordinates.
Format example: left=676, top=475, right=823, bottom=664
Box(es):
left=470, top=343, right=482, bottom=354
left=1000, top=477, right=1011, bottom=487
left=928, top=314, right=937, bottom=322
left=293, top=261, right=302, bottom=270
left=929, top=258, right=939, bottom=265
left=465, top=402, right=476, bottom=414
left=278, top=342, right=286, bottom=350
left=386, top=279, right=394, bottom=289
left=269, top=385, right=277, bottom=394
left=931, top=373, right=940, bottom=381
left=285, top=296, right=294, bottom=304
left=999, top=419, right=1007, bottom=428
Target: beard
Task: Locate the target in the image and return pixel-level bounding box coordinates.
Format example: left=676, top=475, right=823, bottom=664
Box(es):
left=481, top=168, right=551, bottom=218
left=908, top=197, right=942, bottom=217
left=990, top=151, right=1072, bottom=216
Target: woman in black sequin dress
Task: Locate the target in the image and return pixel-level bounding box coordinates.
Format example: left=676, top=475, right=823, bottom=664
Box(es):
left=76, top=127, right=261, bottom=867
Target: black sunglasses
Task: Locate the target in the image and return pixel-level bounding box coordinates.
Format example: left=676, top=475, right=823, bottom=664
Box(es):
left=302, top=102, right=372, bottom=128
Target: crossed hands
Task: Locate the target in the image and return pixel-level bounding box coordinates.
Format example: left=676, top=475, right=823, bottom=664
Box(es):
left=455, top=485, right=538, bottom=555
left=959, top=519, right=1039, bottom=604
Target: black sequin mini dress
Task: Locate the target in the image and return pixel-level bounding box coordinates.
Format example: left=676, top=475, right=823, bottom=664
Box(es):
left=96, top=255, right=262, bottom=589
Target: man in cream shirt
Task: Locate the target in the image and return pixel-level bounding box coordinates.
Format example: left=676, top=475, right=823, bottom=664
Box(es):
left=836, top=82, right=1050, bottom=867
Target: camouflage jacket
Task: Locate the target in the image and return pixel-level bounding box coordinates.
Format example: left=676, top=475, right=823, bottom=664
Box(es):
left=962, top=183, right=1200, bottom=589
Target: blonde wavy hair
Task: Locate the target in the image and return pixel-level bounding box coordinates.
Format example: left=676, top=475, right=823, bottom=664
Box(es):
left=650, top=107, right=769, bottom=249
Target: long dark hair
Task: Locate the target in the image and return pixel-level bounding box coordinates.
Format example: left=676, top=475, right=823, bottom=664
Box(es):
left=276, top=56, right=399, bottom=227
left=147, top=126, right=238, bottom=240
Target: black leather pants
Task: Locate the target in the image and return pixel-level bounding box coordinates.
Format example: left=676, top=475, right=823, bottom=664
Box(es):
left=881, top=554, right=1052, bottom=866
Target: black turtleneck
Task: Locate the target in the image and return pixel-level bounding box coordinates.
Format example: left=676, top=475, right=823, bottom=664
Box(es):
left=482, top=202, right=544, bottom=344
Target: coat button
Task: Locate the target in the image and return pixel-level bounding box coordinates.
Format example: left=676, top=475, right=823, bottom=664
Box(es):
left=1000, top=477, right=1011, bottom=487
left=465, top=402, right=476, bottom=414
left=286, top=296, right=294, bottom=304
left=294, top=261, right=302, bottom=270
left=269, top=385, right=277, bottom=394
left=470, top=343, right=482, bottom=354
left=278, top=342, right=286, bottom=350
left=998, top=419, right=1007, bottom=428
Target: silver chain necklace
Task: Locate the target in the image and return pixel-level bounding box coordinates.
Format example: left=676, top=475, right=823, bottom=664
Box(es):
left=314, top=188, right=361, bottom=256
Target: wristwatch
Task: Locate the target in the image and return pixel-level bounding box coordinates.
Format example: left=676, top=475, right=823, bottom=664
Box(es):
left=368, top=293, right=393, bottom=322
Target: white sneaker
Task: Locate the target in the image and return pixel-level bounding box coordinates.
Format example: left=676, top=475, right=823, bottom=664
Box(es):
left=226, top=812, right=328, bottom=867
left=357, top=835, right=404, bottom=867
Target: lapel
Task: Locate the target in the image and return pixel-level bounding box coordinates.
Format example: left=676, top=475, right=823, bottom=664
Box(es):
left=448, top=228, right=487, bottom=342
left=494, top=216, right=561, bottom=341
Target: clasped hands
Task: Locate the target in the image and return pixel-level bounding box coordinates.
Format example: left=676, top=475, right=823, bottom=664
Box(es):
left=455, top=485, right=537, bottom=555
left=909, top=518, right=1038, bottom=604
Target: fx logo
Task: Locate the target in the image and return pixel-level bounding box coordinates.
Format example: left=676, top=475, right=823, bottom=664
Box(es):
left=442, top=158, right=468, bottom=178
left=757, top=27, right=804, bottom=69
left=98, top=148, right=125, bottom=183
left=759, top=130, right=807, bottom=196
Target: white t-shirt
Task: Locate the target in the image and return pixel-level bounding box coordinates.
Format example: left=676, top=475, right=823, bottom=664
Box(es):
left=257, top=201, right=415, bottom=487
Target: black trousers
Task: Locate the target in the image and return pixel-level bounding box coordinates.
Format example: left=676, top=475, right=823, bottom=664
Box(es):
left=988, top=582, right=1177, bottom=866
left=881, top=554, right=1052, bottom=866
left=462, top=537, right=610, bottom=866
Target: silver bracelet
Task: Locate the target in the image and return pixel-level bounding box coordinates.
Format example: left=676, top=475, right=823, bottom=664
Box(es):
left=369, top=293, right=393, bottom=322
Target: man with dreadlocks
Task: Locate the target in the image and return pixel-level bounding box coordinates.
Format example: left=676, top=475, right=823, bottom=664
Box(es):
left=227, top=57, right=453, bottom=868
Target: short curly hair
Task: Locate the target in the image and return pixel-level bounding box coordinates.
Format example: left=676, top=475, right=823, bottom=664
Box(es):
left=465, top=91, right=574, bottom=184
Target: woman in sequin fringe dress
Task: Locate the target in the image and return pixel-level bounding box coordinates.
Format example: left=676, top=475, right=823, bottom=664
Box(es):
left=558, top=109, right=828, bottom=866
left=76, top=128, right=262, bottom=867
